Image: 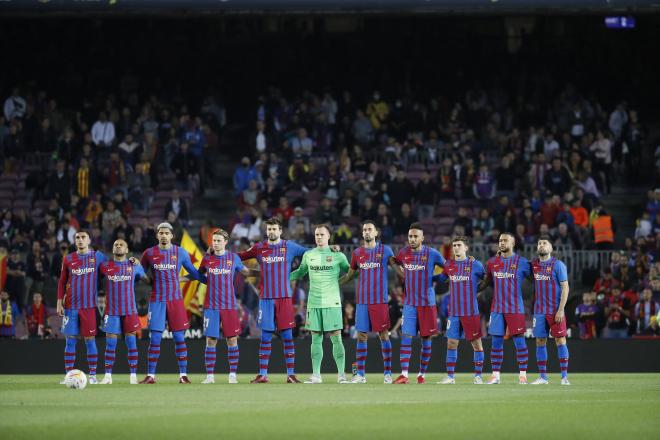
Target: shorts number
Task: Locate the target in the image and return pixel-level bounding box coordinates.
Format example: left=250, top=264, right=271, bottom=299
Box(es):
left=257, top=309, right=262, bottom=324
left=203, top=317, right=209, bottom=330
left=104, top=315, right=109, bottom=324
left=446, top=319, right=451, bottom=330
left=532, top=317, right=537, bottom=327
left=62, top=316, right=69, bottom=327
left=147, top=312, right=152, bottom=323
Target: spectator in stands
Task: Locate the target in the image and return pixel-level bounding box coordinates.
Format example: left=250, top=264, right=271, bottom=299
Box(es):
left=232, top=156, right=257, bottom=196
left=452, top=207, right=473, bottom=237
left=0, top=290, right=20, bottom=338
left=590, top=130, right=613, bottom=195
left=171, top=142, right=200, bottom=191
left=473, top=163, right=496, bottom=202
left=570, top=198, right=589, bottom=232
left=288, top=206, right=311, bottom=236
left=575, top=292, right=599, bottom=339
left=91, top=111, right=116, bottom=148
left=25, top=292, right=48, bottom=338
left=633, top=288, right=658, bottom=334
left=539, top=194, right=562, bottom=228
left=603, top=288, right=632, bottom=338
left=315, top=197, right=339, bottom=226
left=3, top=87, right=27, bottom=121
left=285, top=127, right=314, bottom=158
left=118, top=133, right=141, bottom=167
left=273, top=196, right=294, bottom=223
left=164, top=189, right=189, bottom=224
left=393, top=203, right=417, bottom=237
left=544, top=157, right=572, bottom=197
left=5, top=249, right=26, bottom=311
left=473, top=208, right=494, bottom=235
left=592, top=208, right=616, bottom=250
left=389, top=169, right=415, bottom=214
left=230, top=211, right=262, bottom=242
left=48, top=160, right=71, bottom=208
left=26, top=241, right=49, bottom=296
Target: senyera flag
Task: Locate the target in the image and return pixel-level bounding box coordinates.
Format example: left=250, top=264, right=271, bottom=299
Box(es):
left=179, top=230, right=207, bottom=317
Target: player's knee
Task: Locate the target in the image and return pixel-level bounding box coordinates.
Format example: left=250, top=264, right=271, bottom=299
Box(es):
left=447, top=339, right=459, bottom=349
left=206, top=337, right=218, bottom=347
left=471, top=339, right=483, bottom=351
left=357, top=332, right=368, bottom=342
left=555, top=337, right=566, bottom=346
left=378, top=331, right=389, bottom=341
left=84, top=336, right=94, bottom=341
left=107, top=334, right=118, bottom=339
left=226, top=337, right=238, bottom=347
left=536, top=338, right=547, bottom=346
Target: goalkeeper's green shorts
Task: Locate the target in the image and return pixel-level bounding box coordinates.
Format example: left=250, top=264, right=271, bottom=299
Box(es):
left=306, top=307, right=343, bottom=332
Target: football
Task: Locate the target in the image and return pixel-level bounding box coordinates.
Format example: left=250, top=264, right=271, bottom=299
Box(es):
left=64, top=370, right=88, bottom=390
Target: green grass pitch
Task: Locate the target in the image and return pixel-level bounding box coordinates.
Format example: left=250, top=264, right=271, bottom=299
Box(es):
left=1, top=374, right=659, bottom=439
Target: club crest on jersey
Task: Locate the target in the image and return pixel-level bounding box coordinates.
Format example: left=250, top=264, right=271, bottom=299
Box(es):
left=227, top=260, right=233, bottom=266
left=326, top=256, right=333, bottom=263
left=511, top=264, right=517, bottom=269
left=90, top=258, right=95, bottom=264
left=171, top=255, right=177, bottom=261
left=127, top=266, right=132, bottom=272
left=375, top=253, right=382, bottom=259
left=421, top=256, right=427, bottom=262
left=464, top=266, right=470, bottom=273
left=546, top=266, right=552, bottom=273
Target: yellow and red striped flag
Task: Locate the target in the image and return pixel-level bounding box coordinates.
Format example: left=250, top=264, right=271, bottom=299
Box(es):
left=179, top=230, right=207, bottom=317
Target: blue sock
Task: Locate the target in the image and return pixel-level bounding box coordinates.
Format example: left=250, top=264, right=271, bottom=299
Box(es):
left=356, top=341, right=368, bottom=377
left=85, top=338, right=98, bottom=377
left=381, top=340, right=392, bottom=376
left=473, top=350, right=484, bottom=377
left=259, top=330, right=273, bottom=376
left=125, top=335, right=138, bottom=375
left=148, top=331, right=162, bottom=375
left=104, top=337, right=118, bottom=374
left=491, top=336, right=504, bottom=372
left=536, top=345, right=548, bottom=379
left=228, top=345, right=239, bottom=375
left=173, top=330, right=187, bottom=375
left=400, top=336, right=412, bottom=374
left=64, top=338, right=77, bottom=373
left=557, top=344, right=569, bottom=379
left=281, top=328, right=295, bottom=376
left=513, top=335, right=528, bottom=373
left=419, top=339, right=432, bottom=375
left=446, top=348, right=457, bottom=378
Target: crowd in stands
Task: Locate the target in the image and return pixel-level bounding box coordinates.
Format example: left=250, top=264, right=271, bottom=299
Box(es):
left=0, top=84, right=225, bottom=337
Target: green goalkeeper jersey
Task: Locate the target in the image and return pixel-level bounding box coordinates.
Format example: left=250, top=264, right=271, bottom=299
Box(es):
left=290, top=247, right=349, bottom=309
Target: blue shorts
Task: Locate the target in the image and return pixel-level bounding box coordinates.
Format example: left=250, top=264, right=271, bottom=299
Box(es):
left=102, top=314, right=140, bottom=335
left=257, top=298, right=295, bottom=332
left=203, top=309, right=242, bottom=339
left=488, top=312, right=526, bottom=337
left=445, top=316, right=465, bottom=340
left=61, top=308, right=96, bottom=337
left=532, top=313, right=567, bottom=338
left=355, top=303, right=390, bottom=333
left=401, top=304, right=439, bottom=338
left=148, top=300, right=189, bottom=332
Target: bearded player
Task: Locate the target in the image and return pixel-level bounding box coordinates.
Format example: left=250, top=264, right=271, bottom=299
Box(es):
left=391, top=223, right=445, bottom=384
left=340, top=220, right=395, bottom=384
left=139, top=222, right=205, bottom=384
left=482, top=233, right=532, bottom=385
left=98, top=239, right=148, bottom=385
left=530, top=236, right=570, bottom=385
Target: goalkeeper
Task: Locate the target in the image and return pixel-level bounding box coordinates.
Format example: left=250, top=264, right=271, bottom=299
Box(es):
left=290, top=224, right=350, bottom=384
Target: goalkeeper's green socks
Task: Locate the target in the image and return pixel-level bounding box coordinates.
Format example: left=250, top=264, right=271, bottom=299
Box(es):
left=311, top=332, right=324, bottom=376
left=330, top=334, right=345, bottom=375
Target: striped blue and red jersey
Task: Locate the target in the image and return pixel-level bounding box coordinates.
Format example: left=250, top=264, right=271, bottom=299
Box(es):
left=532, top=257, right=568, bottom=315
left=100, top=260, right=146, bottom=316
left=237, top=240, right=308, bottom=299
left=395, top=245, right=445, bottom=307
left=141, top=245, right=203, bottom=302
left=486, top=254, right=531, bottom=314
left=350, top=244, right=394, bottom=305
left=441, top=258, right=485, bottom=317
left=57, top=250, right=107, bottom=310
left=200, top=252, right=245, bottom=310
